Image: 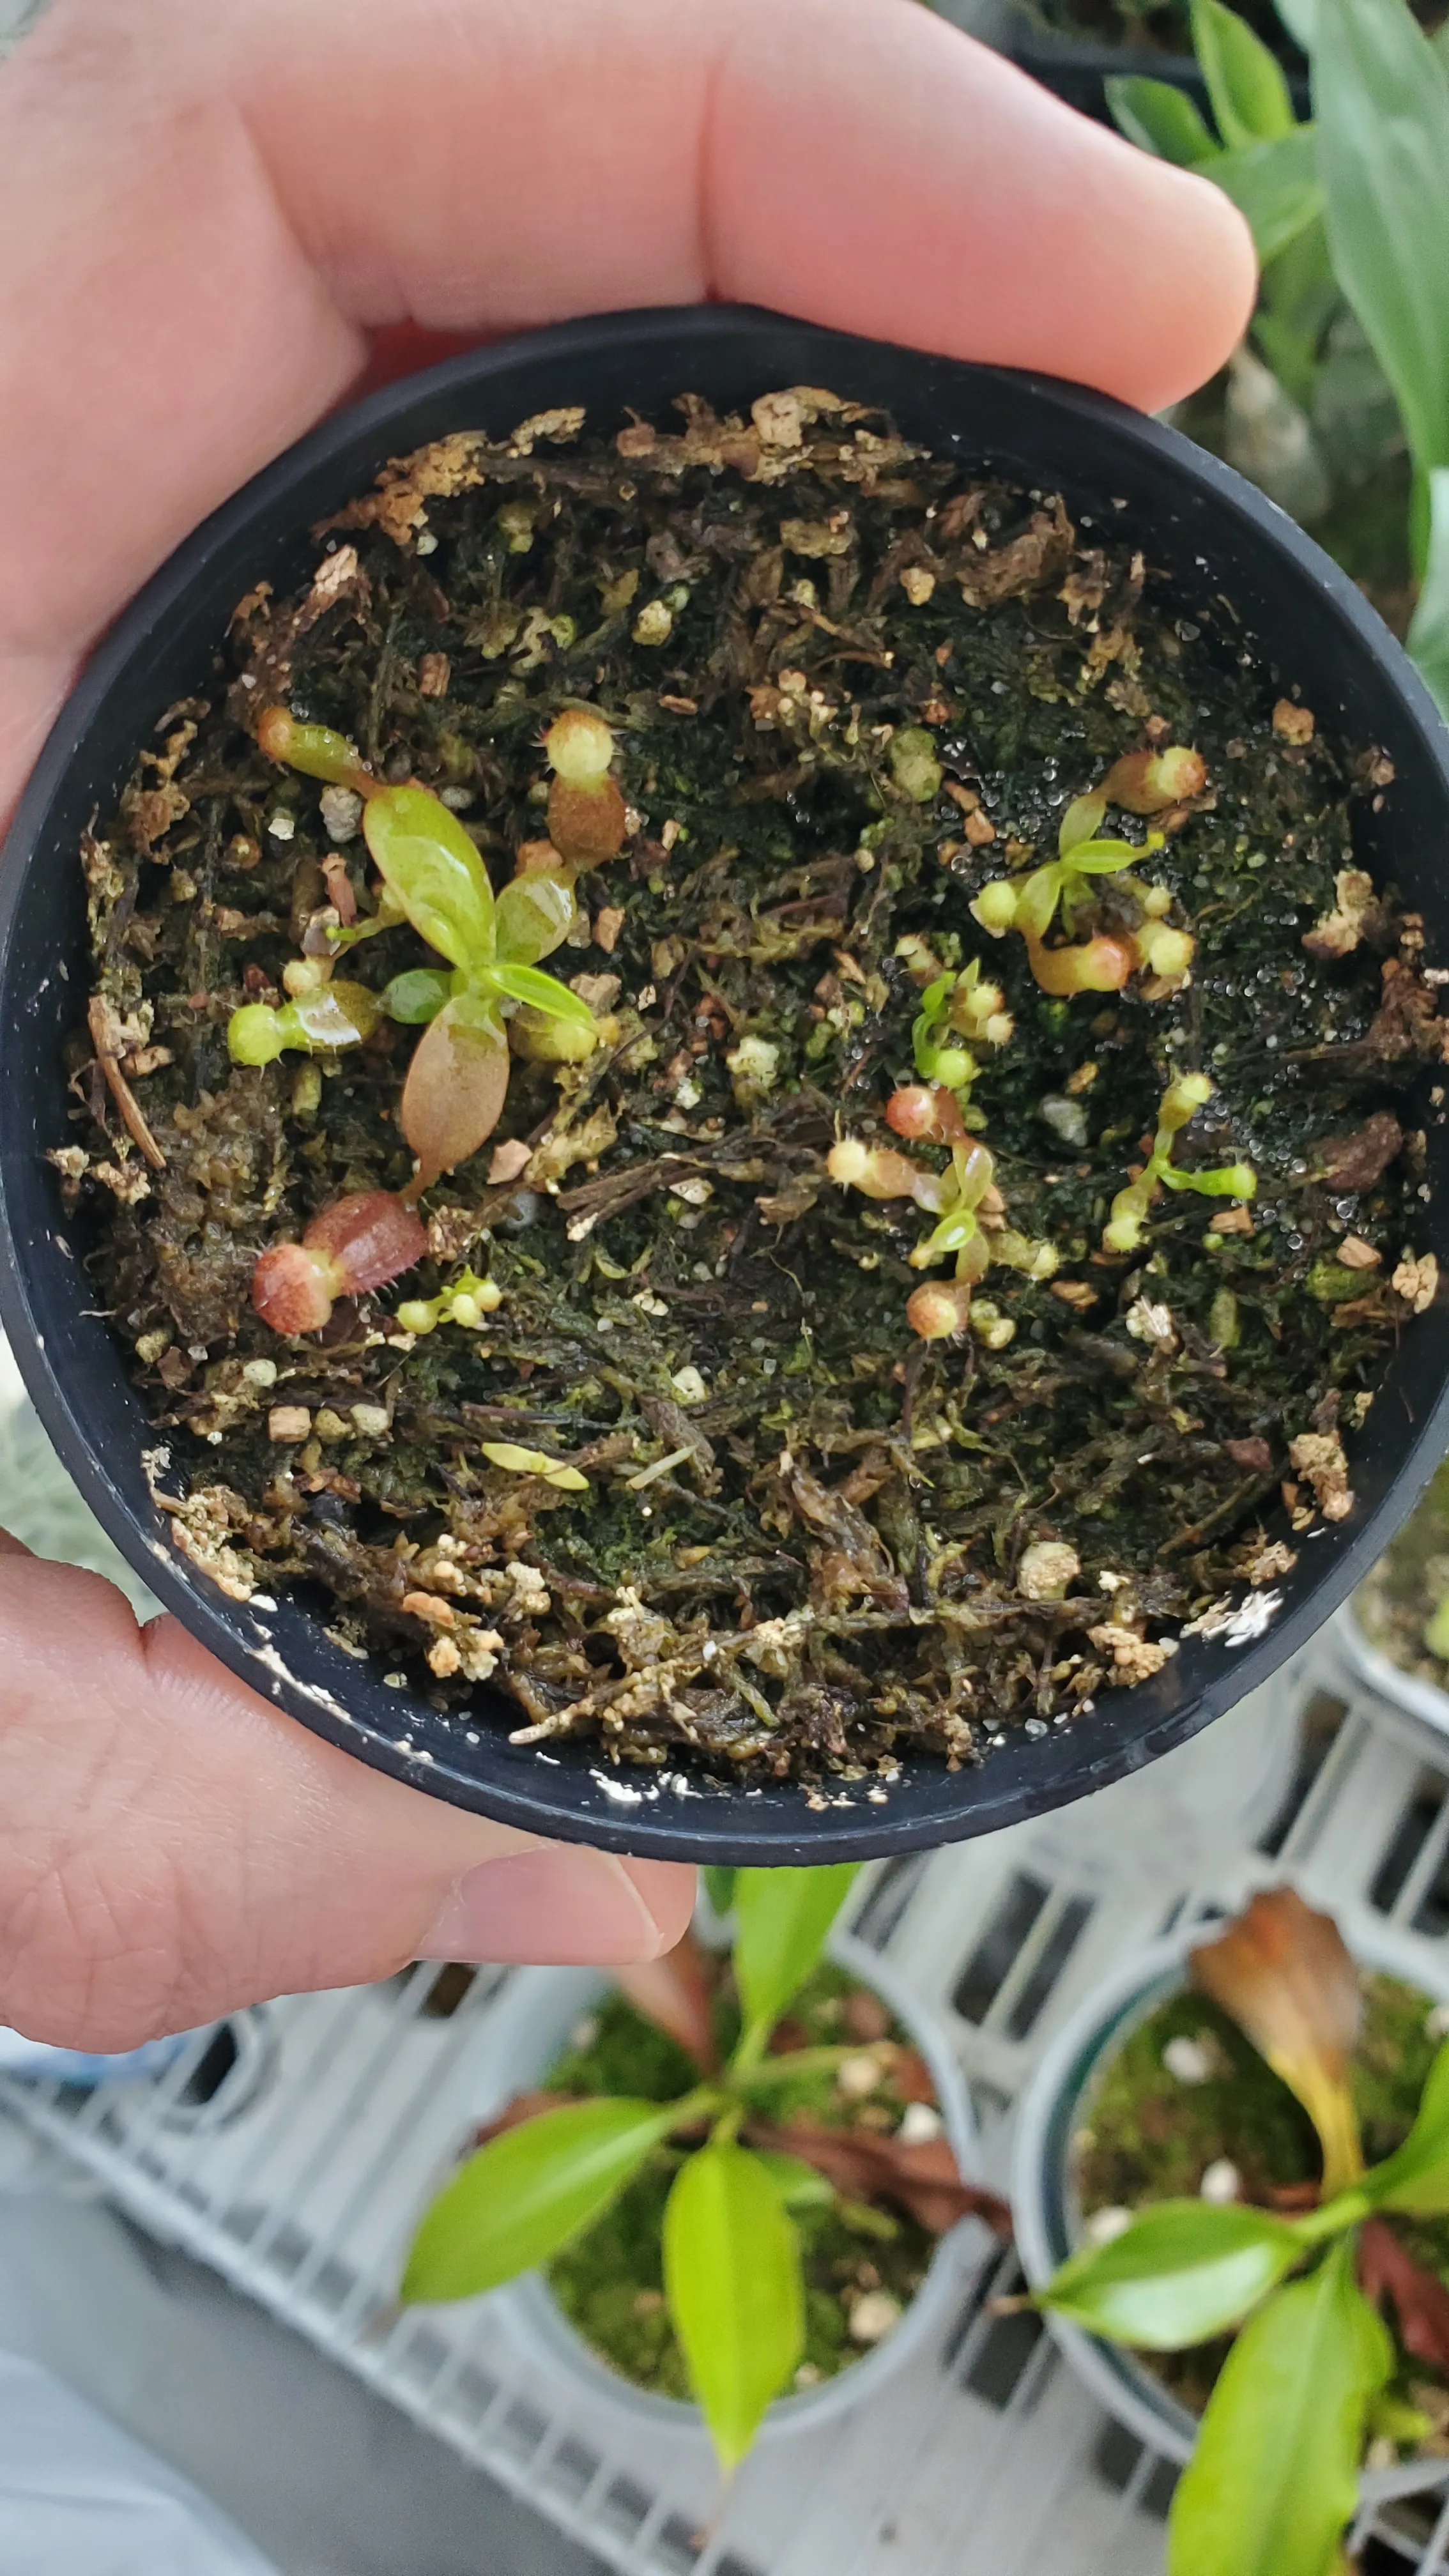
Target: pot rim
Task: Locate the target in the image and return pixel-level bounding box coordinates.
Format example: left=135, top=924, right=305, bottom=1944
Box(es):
left=1010, top=1905, right=1449, bottom=2496
left=5, top=302, right=1449, bottom=1860
left=1340, top=1600, right=1449, bottom=1744
left=486, top=1928, right=981, bottom=2442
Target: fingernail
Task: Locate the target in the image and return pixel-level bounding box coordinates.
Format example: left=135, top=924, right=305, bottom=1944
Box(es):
left=419, top=1846, right=664, bottom=1965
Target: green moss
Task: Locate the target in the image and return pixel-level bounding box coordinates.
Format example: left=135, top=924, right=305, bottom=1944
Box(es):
left=544, top=1963, right=937, bottom=2400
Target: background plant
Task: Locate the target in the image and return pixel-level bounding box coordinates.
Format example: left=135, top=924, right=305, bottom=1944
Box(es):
left=401, top=1866, right=1001, bottom=2471
left=1110, top=0, right=1449, bottom=694
left=1034, top=1887, right=1449, bottom=2574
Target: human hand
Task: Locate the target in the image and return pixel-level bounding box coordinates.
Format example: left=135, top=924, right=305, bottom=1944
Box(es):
left=0, top=0, right=1252, bottom=2050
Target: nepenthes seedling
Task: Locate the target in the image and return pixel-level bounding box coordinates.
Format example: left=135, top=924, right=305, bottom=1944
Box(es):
left=236, top=707, right=618, bottom=1331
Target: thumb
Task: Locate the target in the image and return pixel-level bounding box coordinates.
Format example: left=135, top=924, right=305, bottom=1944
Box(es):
left=0, top=1549, right=693, bottom=2052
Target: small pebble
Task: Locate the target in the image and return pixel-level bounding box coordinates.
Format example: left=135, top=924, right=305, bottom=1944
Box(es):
left=319, top=785, right=364, bottom=844
left=898, top=2102, right=944, bottom=2145
left=848, top=2290, right=902, bottom=2346
left=1200, top=2158, right=1241, bottom=2205
left=836, top=2052, right=883, bottom=2101
left=1083, top=2205, right=1133, bottom=2248
left=1163, top=2035, right=1214, bottom=2087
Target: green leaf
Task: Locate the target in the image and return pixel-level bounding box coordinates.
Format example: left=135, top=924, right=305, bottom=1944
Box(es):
left=1209, top=130, right=1324, bottom=266
left=382, top=969, right=451, bottom=1025
left=1107, top=73, right=1220, bottom=164
left=1192, top=0, right=1297, bottom=146
left=663, top=2143, right=804, bottom=2466
left=486, top=962, right=597, bottom=1026
left=1408, top=467, right=1449, bottom=725
left=1039, top=2201, right=1303, bottom=2349
left=364, top=785, right=497, bottom=974
left=401, top=2098, right=681, bottom=2303
left=479, top=1440, right=590, bottom=1491
left=751, top=2148, right=837, bottom=2211
left=731, top=1866, right=859, bottom=2067
left=1368, top=2387, right=1434, bottom=2448
left=1362, top=2034, right=1449, bottom=2212
left=1314, top=0, right=1449, bottom=479
left=1167, top=2237, right=1390, bottom=2576
left=1273, top=0, right=1316, bottom=49
left=702, top=1865, right=738, bottom=1919
left=494, top=873, right=577, bottom=967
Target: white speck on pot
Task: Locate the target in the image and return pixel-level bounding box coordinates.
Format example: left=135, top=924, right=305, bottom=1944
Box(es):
left=1200, top=2158, right=1241, bottom=2205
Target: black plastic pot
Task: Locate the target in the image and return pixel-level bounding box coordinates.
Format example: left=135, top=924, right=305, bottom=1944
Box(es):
left=3, top=302, right=1447, bottom=1864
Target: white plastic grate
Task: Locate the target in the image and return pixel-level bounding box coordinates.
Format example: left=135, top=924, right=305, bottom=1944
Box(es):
left=4, top=1611, right=1449, bottom=2571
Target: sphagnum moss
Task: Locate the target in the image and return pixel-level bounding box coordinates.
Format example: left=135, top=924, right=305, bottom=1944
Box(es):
left=61, top=387, right=1445, bottom=1788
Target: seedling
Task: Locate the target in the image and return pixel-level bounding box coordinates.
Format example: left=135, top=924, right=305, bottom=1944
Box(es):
left=1102, top=1075, right=1257, bottom=1253
left=972, top=777, right=1197, bottom=997
left=829, top=1098, right=1057, bottom=1340
left=245, top=708, right=602, bottom=1191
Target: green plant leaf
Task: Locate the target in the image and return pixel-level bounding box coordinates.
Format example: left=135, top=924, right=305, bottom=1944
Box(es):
left=751, top=2148, right=837, bottom=2211
left=1039, top=2200, right=1304, bottom=2349
left=486, top=962, right=597, bottom=1026
left=1107, top=73, right=1220, bottom=164
left=1361, top=2034, right=1449, bottom=2212
left=364, top=785, right=497, bottom=974
left=1192, top=0, right=1297, bottom=146
left=730, top=1866, right=859, bottom=2069
left=1314, top=0, right=1449, bottom=480
left=1408, top=466, right=1449, bottom=724
left=1167, top=2237, right=1390, bottom=2576
left=1273, top=0, right=1316, bottom=50
left=494, top=873, right=577, bottom=967
left=382, top=968, right=452, bottom=1025
left=663, top=2142, right=804, bottom=2466
left=401, top=2097, right=684, bottom=2303
left=1209, top=129, right=1324, bottom=265
left=702, top=1865, right=737, bottom=1919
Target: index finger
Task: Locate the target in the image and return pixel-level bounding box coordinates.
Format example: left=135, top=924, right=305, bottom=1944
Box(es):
left=0, top=0, right=1254, bottom=815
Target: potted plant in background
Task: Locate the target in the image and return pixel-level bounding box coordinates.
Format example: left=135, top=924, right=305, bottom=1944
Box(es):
left=1344, top=1455, right=1449, bottom=1740
left=1107, top=0, right=1449, bottom=701
left=399, top=1866, right=996, bottom=2470
left=1014, top=1886, right=1449, bottom=2573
